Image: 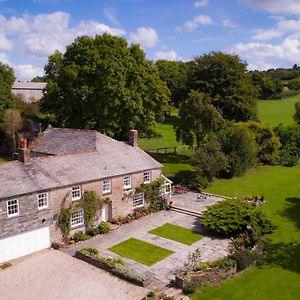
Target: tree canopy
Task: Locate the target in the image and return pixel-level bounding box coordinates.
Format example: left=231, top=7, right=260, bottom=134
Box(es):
left=41, top=34, right=170, bottom=139
left=0, top=62, right=18, bottom=130
left=175, top=90, right=224, bottom=147
left=189, top=51, right=257, bottom=122
left=155, top=60, right=189, bottom=107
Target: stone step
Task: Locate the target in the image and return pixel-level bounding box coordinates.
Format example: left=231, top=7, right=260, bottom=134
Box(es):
left=170, top=205, right=202, bottom=217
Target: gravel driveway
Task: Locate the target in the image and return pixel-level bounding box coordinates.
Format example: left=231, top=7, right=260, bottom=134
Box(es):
left=0, top=249, right=146, bottom=300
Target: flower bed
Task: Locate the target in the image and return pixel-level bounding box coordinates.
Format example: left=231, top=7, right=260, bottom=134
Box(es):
left=74, top=249, right=150, bottom=287
left=175, top=264, right=237, bottom=289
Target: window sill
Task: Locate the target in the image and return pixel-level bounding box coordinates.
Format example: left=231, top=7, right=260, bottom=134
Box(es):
left=71, top=223, right=85, bottom=229
left=7, top=214, right=20, bottom=219
left=133, top=204, right=144, bottom=209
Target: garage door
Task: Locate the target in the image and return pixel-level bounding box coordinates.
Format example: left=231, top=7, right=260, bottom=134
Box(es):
left=0, top=226, right=50, bottom=264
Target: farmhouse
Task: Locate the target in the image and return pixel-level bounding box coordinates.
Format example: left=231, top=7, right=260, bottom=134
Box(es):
left=12, top=82, right=46, bottom=102
left=0, top=128, right=171, bottom=264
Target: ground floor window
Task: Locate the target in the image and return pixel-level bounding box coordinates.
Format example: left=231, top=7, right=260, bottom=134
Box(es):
left=132, top=193, right=144, bottom=208
left=71, top=210, right=84, bottom=227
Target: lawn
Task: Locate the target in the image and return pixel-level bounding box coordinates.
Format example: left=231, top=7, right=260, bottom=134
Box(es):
left=149, top=223, right=204, bottom=245
left=108, top=237, right=174, bottom=266
left=0, top=156, right=10, bottom=164
left=258, top=94, right=300, bottom=127
left=189, top=164, right=300, bottom=299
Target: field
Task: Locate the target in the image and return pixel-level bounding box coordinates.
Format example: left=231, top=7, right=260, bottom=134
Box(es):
left=258, top=94, right=300, bottom=127
left=189, top=165, right=300, bottom=299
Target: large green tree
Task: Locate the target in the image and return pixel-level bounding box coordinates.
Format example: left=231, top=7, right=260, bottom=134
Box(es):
left=155, top=60, right=189, bottom=107
left=189, top=51, right=258, bottom=122
left=0, top=62, right=18, bottom=129
left=41, top=34, right=170, bottom=138
left=250, top=71, right=283, bottom=99
left=175, top=90, right=224, bottom=147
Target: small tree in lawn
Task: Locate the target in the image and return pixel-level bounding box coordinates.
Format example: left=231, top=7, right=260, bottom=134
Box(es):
left=175, top=90, right=224, bottom=147
left=294, top=101, right=300, bottom=124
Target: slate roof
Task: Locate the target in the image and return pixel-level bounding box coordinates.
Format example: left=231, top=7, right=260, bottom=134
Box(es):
left=0, top=128, right=161, bottom=199
left=32, top=128, right=97, bottom=155
left=12, top=82, right=46, bottom=90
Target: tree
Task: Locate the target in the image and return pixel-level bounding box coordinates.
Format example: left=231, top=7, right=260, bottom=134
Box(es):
left=287, top=77, right=300, bottom=91
left=191, top=134, right=228, bottom=184
left=242, top=121, right=281, bottom=164
left=218, top=124, right=256, bottom=177
left=250, top=71, right=283, bottom=99
left=189, top=51, right=258, bottom=122
left=0, top=62, right=18, bottom=129
left=155, top=60, right=189, bottom=107
left=41, top=34, right=170, bottom=138
left=3, top=109, right=24, bottom=152
left=294, top=101, right=300, bottom=124
left=175, top=90, right=224, bottom=147
left=31, top=76, right=45, bottom=82
left=274, top=124, right=300, bottom=166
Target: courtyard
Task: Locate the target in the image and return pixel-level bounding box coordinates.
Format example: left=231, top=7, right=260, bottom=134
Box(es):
left=64, top=192, right=230, bottom=289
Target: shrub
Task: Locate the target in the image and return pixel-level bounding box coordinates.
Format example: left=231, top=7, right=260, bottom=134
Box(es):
left=233, top=249, right=255, bottom=271
left=80, top=247, right=99, bottom=256
left=200, top=199, right=275, bottom=236
left=71, top=231, right=90, bottom=242
left=85, top=227, right=98, bottom=236
left=213, top=257, right=236, bottom=269
left=197, top=262, right=210, bottom=270
left=182, top=282, right=198, bottom=295
left=113, top=262, right=146, bottom=285
left=183, top=248, right=202, bottom=272
left=97, top=221, right=110, bottom=234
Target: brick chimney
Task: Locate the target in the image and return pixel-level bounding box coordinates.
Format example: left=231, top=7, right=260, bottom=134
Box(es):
left=129, top=129, right=138, bottom=147
left=19, top=138, right=31, bottom=164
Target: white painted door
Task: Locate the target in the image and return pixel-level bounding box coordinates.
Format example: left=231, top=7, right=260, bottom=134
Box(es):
left=0, top=226, right=50, bottom=264
left=101, top=204, right=109, bottom=222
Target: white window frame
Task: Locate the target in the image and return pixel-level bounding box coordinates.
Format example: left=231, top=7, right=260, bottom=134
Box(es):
left=103, top=179, right=111, bottom=194
left=7, top=199, right=19, bottom=217
left=132, top=193, right=144, bottom=208
left=72, top=186, right=82, bottom=201
left=37, top=192, right=49, bottom=210
left=123, top=175, right=132, bottom=190
left=143, top=171, right=151, bottom=184
left=70, top=210, right=84, bottom=228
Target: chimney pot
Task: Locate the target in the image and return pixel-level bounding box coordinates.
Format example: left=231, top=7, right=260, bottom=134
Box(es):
left=129, top=129, right=138, bottom=147
left=19, top=138, right=31, bottom=164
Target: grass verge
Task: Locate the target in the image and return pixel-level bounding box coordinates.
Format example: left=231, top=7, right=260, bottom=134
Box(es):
left=108, top=237, right=174, bottom=266
left=149, top=223, right=204, bottom=245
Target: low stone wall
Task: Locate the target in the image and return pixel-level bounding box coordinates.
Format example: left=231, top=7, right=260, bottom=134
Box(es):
left=74, top=251, right=150, bottom=287
left=175, top=265, right=236, bottom=289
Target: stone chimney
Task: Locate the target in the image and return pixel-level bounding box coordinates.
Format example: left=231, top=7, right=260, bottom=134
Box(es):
left=19, top=138, right=31, bottom=164
left=129, top=129, right=138, bottom=147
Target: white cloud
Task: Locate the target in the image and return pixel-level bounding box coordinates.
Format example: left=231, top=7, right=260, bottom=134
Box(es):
left=247, top=60, right=276, bottom=71
left=154, top=50, right=178, bottom=61
left=222, top=18, right=237, bottom=29
left=176, top=14, right=213, bottom=32
left=194, top=0, right=209, bottom=8
left=0, top=52, right=10, bottom=64
left=14, top=64, right=44, bottom=80
left=103, top=7, right=120, bottom=26
left=0, top=32, right=13, bottom=50
left=0, top=12, right=126, bottom=61
left=242, top=0, right=300, bottom=15
left=129, top=27, right=159, bottom=48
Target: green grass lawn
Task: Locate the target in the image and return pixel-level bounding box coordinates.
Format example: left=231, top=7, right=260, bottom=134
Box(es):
left=149, top=223, right=204, bottom=245
left=258, top=94, right=300, bottom=127
left=189, top=164, right=300, bottom=299
left=108, top=237, right=174, bottom=266
left=0, top=156, right=10, bottom=164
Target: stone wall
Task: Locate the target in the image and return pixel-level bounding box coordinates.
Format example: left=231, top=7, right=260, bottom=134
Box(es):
left=0, top=168, right=162, bottom=242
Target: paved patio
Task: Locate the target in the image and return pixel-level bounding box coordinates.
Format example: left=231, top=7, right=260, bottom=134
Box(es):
left=64, top=193, right=230, bottom=289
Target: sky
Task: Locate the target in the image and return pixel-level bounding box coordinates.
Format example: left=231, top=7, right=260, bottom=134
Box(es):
left=1, top=0, right=300, bottom=80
